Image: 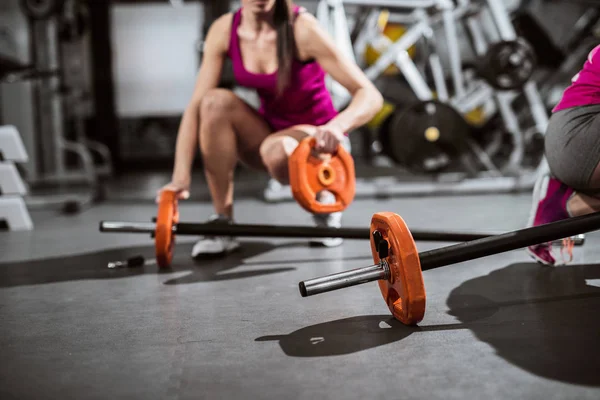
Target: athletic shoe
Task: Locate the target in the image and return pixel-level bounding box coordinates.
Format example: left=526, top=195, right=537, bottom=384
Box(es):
left=263, top=178, right=291, bottom=202
left=191, top=214, right=240, bottom=259
left=310, top=190, right=344, bottom=247
left=526, top=174, right=574, bottom=265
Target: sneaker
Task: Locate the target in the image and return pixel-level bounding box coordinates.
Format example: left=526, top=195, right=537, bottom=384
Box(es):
left=525, top=174, right=574, bottom=265
left=191, top=214, right=240, bottom=259
left=263, top=178, right=291, bottom=202
left=309, top=190, right=344, bottom=247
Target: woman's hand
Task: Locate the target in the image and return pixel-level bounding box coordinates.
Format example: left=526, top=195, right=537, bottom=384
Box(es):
left=314, top=122, right=345, bottom=154
left=156, top=180, right=190, bottom=204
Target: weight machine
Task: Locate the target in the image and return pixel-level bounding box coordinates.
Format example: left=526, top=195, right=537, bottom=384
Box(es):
left=264, top=0, right=551, bottom=202
left=1, top=0, right=112, bottom=213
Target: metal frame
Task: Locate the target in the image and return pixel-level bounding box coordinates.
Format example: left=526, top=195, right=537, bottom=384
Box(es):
left=18, top=9, right=112, bottom=210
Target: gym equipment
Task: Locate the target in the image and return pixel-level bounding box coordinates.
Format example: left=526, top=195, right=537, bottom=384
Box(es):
left=0, top=163, right=27, bottom=195
left=0, top=54, right=60, bottom=84
left=379, top=100, right=478, bottom=174
left=101, top=190, right=585, bottom=269
left=0, top=196, right=33, bottom=231
left=7, top=1, right=111, bottom=212
left=289, top=137, right=356, bottom=214
left=0, top=125, right=32, bottom=230
left=58, top=0, right=88, bottom=42
left=478, top=39, right=537, bottom=91
left=299, top=211, right=600, bottom=325
left=265, top=0, right=550, bottom=204
left=20, top=0, right=65, bottom=20
left=363, top=10, right=417, bottom=76
left=100, top=189, right=491, bottom=268
left=0, top=125, right=28, bottom=163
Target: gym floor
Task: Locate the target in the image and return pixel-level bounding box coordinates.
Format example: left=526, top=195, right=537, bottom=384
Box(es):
left=1, top=174, right=600, bottom=399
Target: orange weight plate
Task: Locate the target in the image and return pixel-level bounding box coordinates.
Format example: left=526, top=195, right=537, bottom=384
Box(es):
left=370, top=212, right=426, bottom=325
left=155, top=190, right=179, bottom=268
left=289, top=137, right=356, bottom=214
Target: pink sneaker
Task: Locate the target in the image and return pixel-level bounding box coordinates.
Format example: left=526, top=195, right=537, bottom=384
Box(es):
left=526, top=174, right=574, bottom=265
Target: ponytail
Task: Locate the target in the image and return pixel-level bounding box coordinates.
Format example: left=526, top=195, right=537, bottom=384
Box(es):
left=273, top=0, right=295, bottom=94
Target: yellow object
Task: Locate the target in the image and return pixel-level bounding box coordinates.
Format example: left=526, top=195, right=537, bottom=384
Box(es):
left=424, top=126, right=440, bottom=142
left=463, top=106, right=486, bottom=127
left=364, top=18, right=416, bottom=76
left=432, top=90, right=486, bottom=127
left=367, top=101, right=396, bottom=130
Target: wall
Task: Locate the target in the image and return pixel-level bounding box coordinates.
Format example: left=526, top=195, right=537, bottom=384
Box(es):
left=110, top=2, right=203, bottom=117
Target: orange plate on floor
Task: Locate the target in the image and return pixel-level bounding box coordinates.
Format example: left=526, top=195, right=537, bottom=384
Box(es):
left=288, top=137, right=356, bottom=214
left=370, top=212, right=426, bottom=325
left=155, top=190, right=179, bottom=268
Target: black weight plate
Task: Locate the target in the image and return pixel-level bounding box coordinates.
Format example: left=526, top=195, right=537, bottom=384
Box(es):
left=383, top=100, right=473, bottom=173
left=480, top=38, right=537, bottom=91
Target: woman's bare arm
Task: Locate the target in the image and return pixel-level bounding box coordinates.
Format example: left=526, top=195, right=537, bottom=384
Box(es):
left=171, top=14, right=232, bottom=185
left=294, top=12, right=383, bottom=133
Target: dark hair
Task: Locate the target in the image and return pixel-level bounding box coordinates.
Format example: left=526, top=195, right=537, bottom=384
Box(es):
left=273, top=0, right=295, bottom=94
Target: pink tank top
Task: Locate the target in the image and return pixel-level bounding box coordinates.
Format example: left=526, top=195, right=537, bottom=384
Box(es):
left=227, top=5, right=338, bottom=132
left=553, top=44, right=600, bottom=112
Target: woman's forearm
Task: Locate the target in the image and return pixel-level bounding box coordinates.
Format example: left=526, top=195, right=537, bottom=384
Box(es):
left=329, top=87, right=384, bottom=133
left=171, top=104, right=200, bottom=184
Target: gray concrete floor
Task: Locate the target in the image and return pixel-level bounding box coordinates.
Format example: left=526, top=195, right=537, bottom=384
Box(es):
left=1, top=190, right=600, bottom=399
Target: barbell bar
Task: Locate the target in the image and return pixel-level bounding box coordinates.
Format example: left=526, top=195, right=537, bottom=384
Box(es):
left=98, top=220, right=584, bottom=244
left=298, top=210, right=600, bottom=325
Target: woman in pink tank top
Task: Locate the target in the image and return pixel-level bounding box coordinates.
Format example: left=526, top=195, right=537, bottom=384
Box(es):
left=157, top=0, right=383, bottom=258
left=528, top=44, right=600, bottom=265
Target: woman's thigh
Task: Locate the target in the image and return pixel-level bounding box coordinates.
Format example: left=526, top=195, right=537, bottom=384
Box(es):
left=200, top=88, right=273, bottom=169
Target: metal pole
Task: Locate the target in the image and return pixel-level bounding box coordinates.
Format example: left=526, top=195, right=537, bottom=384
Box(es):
left=98, top=220, right=586, bottom=244
left=100, top=220, right=491, bottom=241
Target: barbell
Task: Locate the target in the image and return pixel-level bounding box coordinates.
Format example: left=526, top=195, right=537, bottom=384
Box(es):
left=100, top=190, right=584, bottom=268
left=298, top=211, right=600, bottom=325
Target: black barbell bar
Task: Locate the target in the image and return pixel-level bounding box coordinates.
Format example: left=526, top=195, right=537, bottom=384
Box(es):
left=98, top=219, right=584, bottom=244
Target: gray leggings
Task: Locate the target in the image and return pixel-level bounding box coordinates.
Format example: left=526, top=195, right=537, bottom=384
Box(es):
left=545, top=103, right=600, bottom=194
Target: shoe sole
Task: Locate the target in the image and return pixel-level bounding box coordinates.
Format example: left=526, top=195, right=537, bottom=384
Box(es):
left=309, top=239, right=344, bottom=248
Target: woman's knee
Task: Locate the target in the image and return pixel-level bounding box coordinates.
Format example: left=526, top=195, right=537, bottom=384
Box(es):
left=199, top=88, right=239, bottom=124
left=259, top=136, right=300, bottom=183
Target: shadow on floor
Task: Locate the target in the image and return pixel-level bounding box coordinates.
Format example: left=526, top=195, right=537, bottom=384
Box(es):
left=446, top=262, right=600, bottom=387
left=0, top=241, right=370, bottom=288
left=258, top=262, right=600, bottom=387
left=0, top=242, right=286, bottom=288
left=255, top=315, right=424, bottom=356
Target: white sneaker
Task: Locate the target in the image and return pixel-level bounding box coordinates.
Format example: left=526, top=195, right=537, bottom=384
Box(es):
left=263, top=178, right=291, bottom=202
left=310, top=191, right=344, bottom=247
left=191, top=215, right=240, bottom=258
